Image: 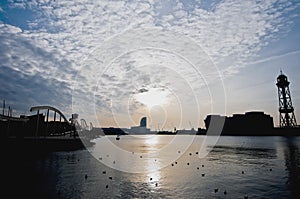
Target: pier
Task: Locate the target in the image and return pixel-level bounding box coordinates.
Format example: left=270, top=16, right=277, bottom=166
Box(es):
left=0, top=104, right=95, bottom=152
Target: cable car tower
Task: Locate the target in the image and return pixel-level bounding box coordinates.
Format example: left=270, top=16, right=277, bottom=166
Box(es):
left=276, top=70, right=297, bottom=127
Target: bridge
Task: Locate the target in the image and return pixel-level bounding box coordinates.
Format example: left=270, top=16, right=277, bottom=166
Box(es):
left=1, top=105, right=94, bottom=138
left=29, top=105, right=76, bottom=137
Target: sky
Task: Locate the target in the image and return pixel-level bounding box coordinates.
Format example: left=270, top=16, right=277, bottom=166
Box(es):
left=1, top=0, right=300, bottom=130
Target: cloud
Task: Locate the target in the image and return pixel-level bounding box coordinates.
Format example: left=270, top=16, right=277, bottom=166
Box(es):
left=138, top=88, right=149, bottom=93
left=247, top=49, right=300, bottom=65
left=1, top=0, right=299, bottom=127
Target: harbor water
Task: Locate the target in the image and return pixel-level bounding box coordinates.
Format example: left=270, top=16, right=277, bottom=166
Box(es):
left=4, top=135, right=300, bottom=198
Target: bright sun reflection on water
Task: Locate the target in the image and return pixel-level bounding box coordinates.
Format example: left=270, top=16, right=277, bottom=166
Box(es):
left=144, top=135, right=159, bottom=146
left=134, top=88, right=170, bottom=108
left=143, top=136, right=161, bottom=186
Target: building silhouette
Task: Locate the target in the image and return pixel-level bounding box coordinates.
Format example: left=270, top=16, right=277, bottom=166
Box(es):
left=129, top=116, right=150, bottom=134
left=204, top=112, right=274, bottom=135
left=140, top=117, right=147, bottom=127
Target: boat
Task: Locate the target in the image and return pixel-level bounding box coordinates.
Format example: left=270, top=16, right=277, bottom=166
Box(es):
left=116, top=134, right=120, bottom=140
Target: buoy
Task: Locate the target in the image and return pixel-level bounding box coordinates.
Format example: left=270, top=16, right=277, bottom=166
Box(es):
left=197, top=167, right=199, bottom=170
left=189, top=153, right=192, bottom=156
left=214, top=188, right=218, bottom=193
left=224, top=190, right=227, bottom=195
left=242, top=171, right=244, bottom=174
left=150, top=178, right=153, bottom=181
left=202, top=165, right=204, bottom=167
left=103, top=171, right=106, bottom=174
left=85, top=174, right=88, bottom=179
left=106, top=185, right=108, bottom=189
left=187, top=163, right=190, bottom=165
left=155, top=183, right=158, bottom=187
left=244, top=195, right=248, bottom=199
left=109, top=177, right=112, bottom=180
left=202, top=174, right=205, bottom=177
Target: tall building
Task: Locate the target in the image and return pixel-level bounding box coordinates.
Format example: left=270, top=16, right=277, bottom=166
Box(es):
left=140, top=117, right=147, bottom=127
left=129, top=117, right=150, bottom=134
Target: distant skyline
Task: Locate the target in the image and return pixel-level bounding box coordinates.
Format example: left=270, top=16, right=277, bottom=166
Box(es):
left=1, top=0, right=300, bottom=129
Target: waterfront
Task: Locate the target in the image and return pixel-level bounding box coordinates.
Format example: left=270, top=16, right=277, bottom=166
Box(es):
left=4, top=135, right=300, bottom=198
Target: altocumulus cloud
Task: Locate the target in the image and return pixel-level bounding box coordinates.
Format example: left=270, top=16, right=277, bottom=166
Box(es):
left=0, top=0, right=299, bottom=125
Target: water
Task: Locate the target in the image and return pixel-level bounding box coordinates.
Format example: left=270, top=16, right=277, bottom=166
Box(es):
left=4, top=135, right=300, bottom=198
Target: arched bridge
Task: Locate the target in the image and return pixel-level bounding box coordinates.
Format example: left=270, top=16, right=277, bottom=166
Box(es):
left=30, top=106, right=69, bottom=123
left=30, top=106, right=75, bottom=136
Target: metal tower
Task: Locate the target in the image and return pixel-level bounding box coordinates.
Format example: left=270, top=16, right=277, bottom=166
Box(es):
left=276, top=71, right=297, bottom=127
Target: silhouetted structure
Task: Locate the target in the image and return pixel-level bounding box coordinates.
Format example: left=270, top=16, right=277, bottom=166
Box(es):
left=0, top=104, right=96, bottom=152
left=276, top=71, right=297, bottom=127
left=205, top=112, right=274, bottom=135
left=140, top=117, right=147, bottom=127
left=100, top=127, right=127, bottom=135
left=129, top=117, right=151, bottom=134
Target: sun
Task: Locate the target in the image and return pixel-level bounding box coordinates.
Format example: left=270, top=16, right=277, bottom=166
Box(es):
left=134, top=88, right=169, bottom=108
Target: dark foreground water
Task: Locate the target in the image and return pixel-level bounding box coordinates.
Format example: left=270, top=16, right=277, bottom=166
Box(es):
left=3, top=135, right=300, bottom=198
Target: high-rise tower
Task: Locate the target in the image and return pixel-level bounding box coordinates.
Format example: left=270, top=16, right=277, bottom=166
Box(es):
left=276, top=71, right=297, bottom=127
left=140, top=117, right=147, bottom=127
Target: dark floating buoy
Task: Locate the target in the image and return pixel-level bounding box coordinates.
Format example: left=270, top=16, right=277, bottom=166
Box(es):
left=187, top=163, right=190, bottom=165
left=244, top=195, right=248, bottom=199
left=85, top=174, right=88, bottom=179
left=242, top=171, right=245, bottom=174
left=103, top=171, right=106, bottom=174
left=195, top=152, right=199, bottom=155
left=224, top=190, right=227, bottom=195
left=201, top=174, right=205, bottom=177
left=214, top=188, right=218, bottom=193
left=140, top=156, right=143, bottom=158
left=189, top=153, right=192, bottom=156
left=106, top=185, right=108, bottom=189
left=202, top=165, right=204, bottom=167
left=269, top=168, right=272, bottom=171
left=109, top=177, right=112, bottom=180
left=197, top=167, right=199, bottom=170
left=150, top=177, right=153, bottom=181
left=155, top=183, right=158, bottom=187
left=175, top=162, right=178, bottom=164
left=171, top=163, right=174, bottom=166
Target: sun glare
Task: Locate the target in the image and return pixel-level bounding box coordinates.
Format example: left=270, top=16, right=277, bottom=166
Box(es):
left=134, top=88, right=169, bottom=108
